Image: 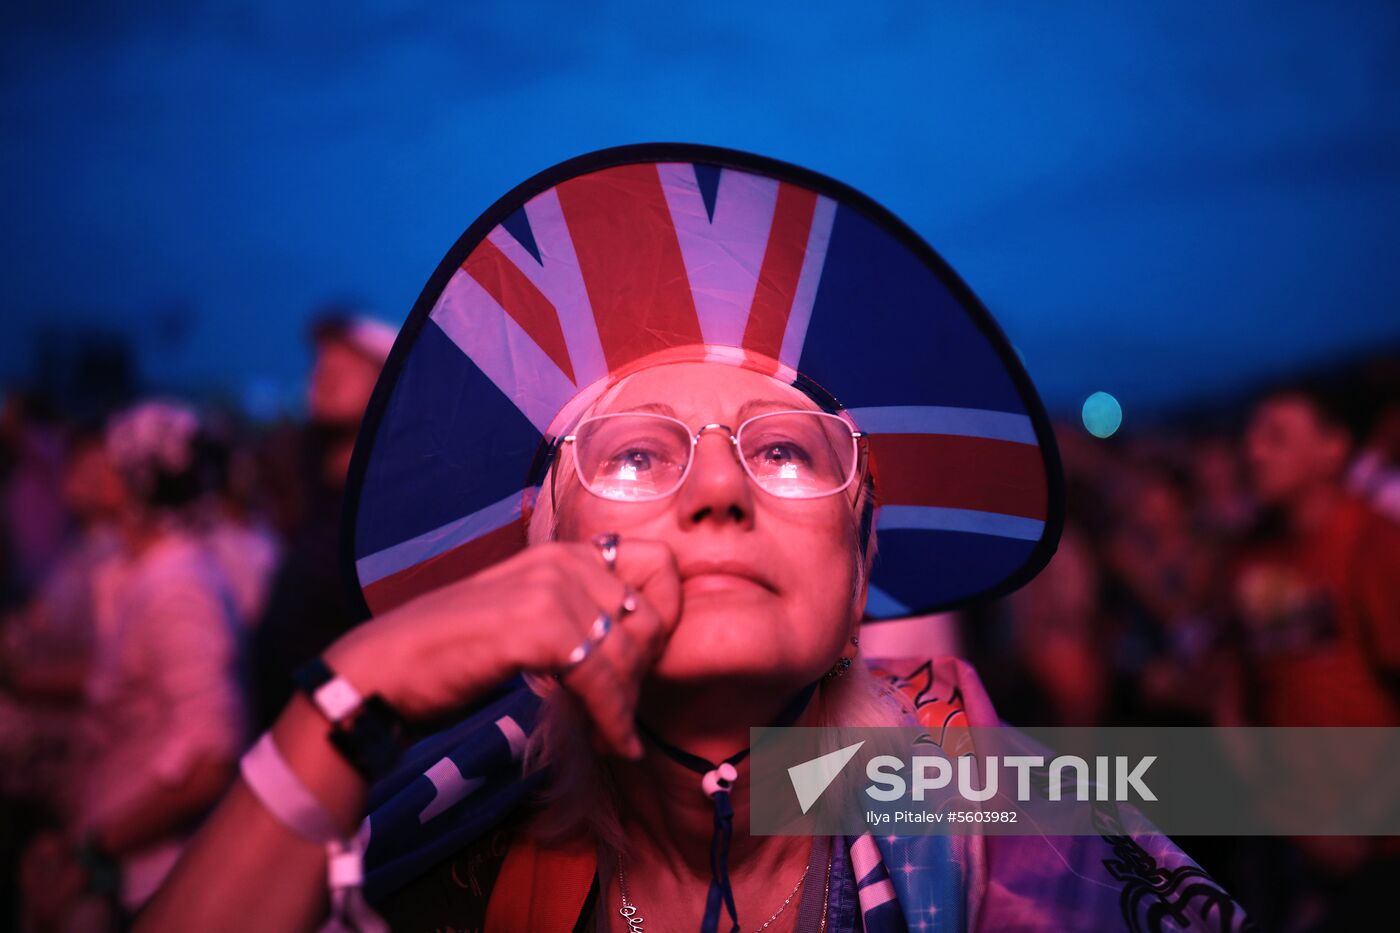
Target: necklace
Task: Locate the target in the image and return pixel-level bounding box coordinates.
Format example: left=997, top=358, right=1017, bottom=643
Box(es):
left=615, top=856, right=810, bottom=933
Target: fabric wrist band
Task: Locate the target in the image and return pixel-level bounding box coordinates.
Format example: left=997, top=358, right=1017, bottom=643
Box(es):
left=240, top=732, right=390, bottom=933
left=240, top=732, right=343, bottom=845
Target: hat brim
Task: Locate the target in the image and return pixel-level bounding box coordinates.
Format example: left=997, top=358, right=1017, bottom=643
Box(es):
left=342, top=144, right=1064, bottom=620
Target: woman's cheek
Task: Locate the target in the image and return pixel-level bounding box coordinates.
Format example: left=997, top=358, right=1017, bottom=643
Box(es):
left=788, top=530, right=859, bottom=621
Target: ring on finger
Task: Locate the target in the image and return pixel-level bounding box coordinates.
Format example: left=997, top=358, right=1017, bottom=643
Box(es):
left=587, top=610, right=614, bottom=642
left=591, top=532, right=620, bottom=574
left=561, top=611, right=614, bottom=673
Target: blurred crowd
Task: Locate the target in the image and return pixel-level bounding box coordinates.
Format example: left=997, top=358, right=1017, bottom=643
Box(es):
left=0, top=314, right=394, bottom=930
left=971, top=361, right=1400, bottom=734
left=1, top=322, right=1397, bottom=930
left=965, top=357, right=1400, bottom=930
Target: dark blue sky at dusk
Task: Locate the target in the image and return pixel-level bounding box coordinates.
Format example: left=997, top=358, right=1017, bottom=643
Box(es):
left=3, top=1, right=1398, bottom=419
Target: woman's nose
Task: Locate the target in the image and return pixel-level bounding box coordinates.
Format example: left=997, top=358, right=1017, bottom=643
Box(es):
left=677, top=430, right=754, bottom=529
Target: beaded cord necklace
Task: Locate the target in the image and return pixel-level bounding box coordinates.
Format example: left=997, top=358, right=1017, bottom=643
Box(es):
left=631, top=682, right=819, bottom=933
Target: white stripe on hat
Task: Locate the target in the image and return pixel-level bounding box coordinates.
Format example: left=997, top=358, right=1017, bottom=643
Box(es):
left=431, top=269, right=578, bottom=434
left=877, top=505, right=1045, bottom=541
left=846, top=406, right=1036, bottom=444
left=659, top=162, right=779, bottom=348
left=777, top=194, right=837, bottom=370
left=355, top=490, right=524, bottom=586
left=487, top=189, right=609, bottom=388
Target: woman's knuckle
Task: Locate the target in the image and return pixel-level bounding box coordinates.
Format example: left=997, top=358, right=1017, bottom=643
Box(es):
left=637, top=614, right=664, bottom=646
left=526, top=561, right=569, bottom=595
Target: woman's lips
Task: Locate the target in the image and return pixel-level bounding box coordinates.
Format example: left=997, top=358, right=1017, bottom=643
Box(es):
left=682, top=572, right=771, bottom=596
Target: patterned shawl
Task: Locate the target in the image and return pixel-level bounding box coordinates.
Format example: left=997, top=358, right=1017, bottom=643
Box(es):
left=357, top=658, right=1251, bottom=932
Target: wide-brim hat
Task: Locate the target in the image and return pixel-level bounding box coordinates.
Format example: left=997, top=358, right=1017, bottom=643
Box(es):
left=343, top=144, right=1063, bottom=620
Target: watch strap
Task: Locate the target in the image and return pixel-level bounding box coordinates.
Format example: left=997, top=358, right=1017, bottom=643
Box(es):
left=293, top=657, right=405, bottom=780
left=292, top=657, right=364, bottom=724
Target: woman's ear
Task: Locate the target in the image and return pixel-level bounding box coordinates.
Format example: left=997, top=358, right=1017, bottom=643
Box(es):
left=851, top=587, right=868, bottom=628
left=850, top=543, right=870, bottom=626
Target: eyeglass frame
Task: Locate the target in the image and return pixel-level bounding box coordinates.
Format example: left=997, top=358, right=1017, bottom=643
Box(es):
left=548, top=408, right=868, bottom=506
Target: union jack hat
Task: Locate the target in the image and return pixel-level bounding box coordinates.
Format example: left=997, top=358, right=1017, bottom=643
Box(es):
left=343, top=144, right=1063, bottom=620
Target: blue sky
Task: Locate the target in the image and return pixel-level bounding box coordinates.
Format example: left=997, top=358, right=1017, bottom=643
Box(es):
left=3, top=1, right=1398, bottom=418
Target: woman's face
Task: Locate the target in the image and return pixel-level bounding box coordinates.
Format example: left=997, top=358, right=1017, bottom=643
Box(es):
left=554, top=362, right=865, bottom=690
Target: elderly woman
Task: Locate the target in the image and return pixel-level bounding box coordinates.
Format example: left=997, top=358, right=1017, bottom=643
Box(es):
left=143, top=146, right=1243, bottom=932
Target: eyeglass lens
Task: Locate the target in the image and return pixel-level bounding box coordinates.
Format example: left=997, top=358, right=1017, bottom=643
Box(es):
left=572, top=411, right=855, bottom=502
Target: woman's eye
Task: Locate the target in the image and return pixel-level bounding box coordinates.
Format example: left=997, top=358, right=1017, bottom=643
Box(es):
left=757, top=442, right=810, bottom=465
left=608, top=447, right=660, bottom=473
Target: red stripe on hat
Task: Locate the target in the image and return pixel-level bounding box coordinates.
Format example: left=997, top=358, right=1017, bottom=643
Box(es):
left=744, top=182, right=817, bottom=363
left=869, top=434, right=1047, bottom=519
left=555, top=164, right=702, bottom=372
left=362, top=518, right=528, bottom=614
left=462, top=238, right=576, bottom=383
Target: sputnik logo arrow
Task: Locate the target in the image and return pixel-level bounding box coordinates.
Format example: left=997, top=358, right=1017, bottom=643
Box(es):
left=787, top=741, right=865, bottom=814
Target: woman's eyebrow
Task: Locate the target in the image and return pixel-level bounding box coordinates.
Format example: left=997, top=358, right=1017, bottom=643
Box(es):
left=614, top=399, right=796, bottom=421
left=623, top=401, right=678, bottom=416
left=735, top=399, right=797, bottom=420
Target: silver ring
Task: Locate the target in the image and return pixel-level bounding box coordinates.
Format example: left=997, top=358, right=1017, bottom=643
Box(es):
left=591, top=532, right=620, bottom=573
left=587, top=610, right=614, bottom=642
left=561, top=611, right=614, bottom=674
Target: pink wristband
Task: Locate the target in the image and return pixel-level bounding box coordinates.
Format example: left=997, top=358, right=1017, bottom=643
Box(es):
left=240, top=732, right=343, bottom=845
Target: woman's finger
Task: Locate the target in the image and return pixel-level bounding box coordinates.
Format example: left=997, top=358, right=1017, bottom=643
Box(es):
left=551, top=543, right=675, bottom=674
left=610, top=592, right=668, bottom=668
left=557, top=538, right=682, bottom=635
left=525, top=567, right=645, bottom=758
left=557, top=641, right=643, bottom=759
left=610, top=539, right=682, bottom=629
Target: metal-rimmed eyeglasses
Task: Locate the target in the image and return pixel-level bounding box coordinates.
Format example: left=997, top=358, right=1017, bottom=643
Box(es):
left=557, top=409, right=865, bottom=502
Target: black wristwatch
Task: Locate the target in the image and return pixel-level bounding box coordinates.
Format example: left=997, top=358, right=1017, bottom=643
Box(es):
left=292, top=657, right=405, bottom=780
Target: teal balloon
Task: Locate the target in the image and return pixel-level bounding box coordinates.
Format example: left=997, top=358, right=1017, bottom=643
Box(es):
left=1082, top=391, right=1123, bottom=438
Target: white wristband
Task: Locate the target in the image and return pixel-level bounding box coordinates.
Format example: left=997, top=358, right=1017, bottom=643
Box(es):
left=240, top=732, right=389, bottom=933
left=240, top=732, right=344, bottom=845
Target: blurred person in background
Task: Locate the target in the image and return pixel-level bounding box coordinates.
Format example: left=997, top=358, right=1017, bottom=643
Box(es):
left=1222, top=383, right=1400, bottom=931
left=1348, top=401, right=1400, bottom=523
left=198, top=418, right=281, bottom=630
left=1106, top=463, right=1225, bottom=725
left=995, top=521, right=1110, bottom=726
left=1, top=426, right=125, bottom=929
left=968, top=433, right=1121, bottom=728
left=251, top=312, right=394, bottom=729
left=1230, top=383, right=1399, bottom=728
left=1, top=427, right=124, bottom=796
left=17, top=401, right=247, bottom=930
left=1191, top=435, right=1256, bottom=539
left=0, top=391, right=71, bottom=609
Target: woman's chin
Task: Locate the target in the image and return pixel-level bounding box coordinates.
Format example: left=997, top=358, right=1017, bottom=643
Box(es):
left=668, top=600, right=777, bottom=648
left=650, top=609, right=819, bottom=686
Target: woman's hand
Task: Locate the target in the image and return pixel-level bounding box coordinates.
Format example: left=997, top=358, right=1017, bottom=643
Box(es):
left=325, top=539, right=682, bottom=758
